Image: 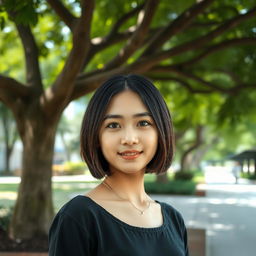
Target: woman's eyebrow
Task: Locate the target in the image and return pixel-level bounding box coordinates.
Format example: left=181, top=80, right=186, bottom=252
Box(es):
left=103, top=112, right=151, bottom=120
left=133, top=112, right=152, bottom=118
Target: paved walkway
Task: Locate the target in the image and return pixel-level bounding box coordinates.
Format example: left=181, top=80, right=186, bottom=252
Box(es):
left=152, top=166, right=256, bottom=256
left=1, top=167, right=256, bottom=256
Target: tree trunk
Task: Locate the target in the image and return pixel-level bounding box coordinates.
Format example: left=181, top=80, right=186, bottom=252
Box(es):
left=60, top=132, right=71, bottom=162
left=9, top=118, right=57, bottom=239
left=190, top=137, right=219, bottom=170
left=156, top=172, right=169, bottom=184
left=180, top=126, right=203, bottom=172
left=2, top=109, right=11, bottom=174
left=4, top=146, right=11, bottom=174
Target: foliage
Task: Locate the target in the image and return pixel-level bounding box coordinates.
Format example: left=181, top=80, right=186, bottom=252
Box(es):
left=63, top=161, right=86, bottom=172
left=0, top=205, right=13, bottom=232
left=241, top=172, right=256, bottom=180
left=192, top=170, right=205, bottom=183
left=145, top=180, right=196, bottom=195
left=174, top=170, right=194, bottom=181
left=53, top=161, right=87, bottom=175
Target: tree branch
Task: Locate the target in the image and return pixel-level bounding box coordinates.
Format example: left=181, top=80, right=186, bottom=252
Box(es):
left=142, top=0, right=214, bottom=56
left=71, top=65, right=129, bottom=100
left=47, top=0, right=77, bottom=31
left=103, top=0, right=160, bottom=70
left=80, top=3, right=145, bottom=70
left=107, top=2, right=145, bottom=38
left=148, top=67, right=256, bottom=95
left=206, top=5, right=240, bottom=16
left=190, top=21, right=220, bottom=28
left=0, top=75, right=31, bottom=107
left=72, top=5, right=256, bottom=101
left=16, top=24, right=43, bottom=93
left=144, top=74, right=214, bottom=94
left=231, top=83, right=256, bottom=95
left=171, top=69, right=230, bottom=92
left=178, top=38, right=256, bottom=68
left=180, top=125, right=204, bottom=171
left=149, top=65, right=232, bottom=93
left=82, top=26, right=162, bottom=70
left=136, top=7, right=256, bottom=70
left=43, top=0, right=94, bottom=112
left=82, top=30, right=134, bottom=70
left=213, top=69, right=243, bottom=84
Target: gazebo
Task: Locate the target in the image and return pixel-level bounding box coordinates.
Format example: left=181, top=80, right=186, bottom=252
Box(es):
left=229, top=149, right=256, bottom=175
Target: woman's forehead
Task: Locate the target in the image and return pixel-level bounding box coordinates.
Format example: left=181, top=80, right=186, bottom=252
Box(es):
left=105, top=90, right=149, bottom=115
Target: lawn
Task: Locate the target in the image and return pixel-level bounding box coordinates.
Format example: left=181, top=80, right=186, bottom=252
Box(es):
left=0, top=179, right=101, bottom=212
left=0, top=171, right=202, bottom=212
left=0, top=174, right=157, bottom=211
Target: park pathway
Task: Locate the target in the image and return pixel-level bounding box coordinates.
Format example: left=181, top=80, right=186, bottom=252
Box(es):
left=152, top=166, right=256, bottom=256
left=1, top=167, right=256, bottom=255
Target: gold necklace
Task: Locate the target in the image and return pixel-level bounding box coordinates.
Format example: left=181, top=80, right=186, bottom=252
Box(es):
left=102, top=180, right=151, bottom=215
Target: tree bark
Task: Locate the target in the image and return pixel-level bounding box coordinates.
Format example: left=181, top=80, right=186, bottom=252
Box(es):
left=3, top=112, right=11, bottom=173
left=60, top=132, right=71, bottom=162
left=180, top=126, right=203, bottom=172
left=9, top=112, right=57, bottom=239
left=1, top=105, right=17, bottom=174
left=4, top=145, right=11, bottom=174
left=156, top=173, right=169, bottom=184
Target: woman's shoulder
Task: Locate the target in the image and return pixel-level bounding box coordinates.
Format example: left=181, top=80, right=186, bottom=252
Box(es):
left=58, top=195, right=97, bottom=221
left=157, top=200, right=180, bottom=213
left=157, top=201, right=185, bottom=225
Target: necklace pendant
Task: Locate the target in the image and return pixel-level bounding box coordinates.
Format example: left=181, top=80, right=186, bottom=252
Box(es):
left=140, top=211, right=144, bottom=215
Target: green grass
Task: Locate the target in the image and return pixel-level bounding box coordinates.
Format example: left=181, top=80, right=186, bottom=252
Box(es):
left=0, top=171, right=203, bottom=211
left=0, top=183, right=20, bottom=192
left=52, top=181, right=100, bottom=210
left=0, top=181, right=101, bottom=211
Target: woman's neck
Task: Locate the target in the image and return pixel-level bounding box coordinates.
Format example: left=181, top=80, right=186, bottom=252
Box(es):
left=104, top=171, right=149, bottom=204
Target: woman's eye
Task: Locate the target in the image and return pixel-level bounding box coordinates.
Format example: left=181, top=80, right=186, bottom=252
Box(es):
left=106, top=122, right=120, bottom=129
left=138, top=120, right=151, bottom=127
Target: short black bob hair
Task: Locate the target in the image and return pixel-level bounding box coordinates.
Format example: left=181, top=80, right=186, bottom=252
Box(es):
left=80, top=74, right=174, bottom=179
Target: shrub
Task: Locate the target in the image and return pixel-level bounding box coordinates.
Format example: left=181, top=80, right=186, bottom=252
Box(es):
left=174, top=171, right=194, bottom=181
left=145, top=180, right=196, bottom=195
left=0, top=205, right=13, bottom=232
left=53, top=162, right=87, bottom=175
left=64, top=162, right=86, bottom=172
left=241, top=172, right=256, bottom=180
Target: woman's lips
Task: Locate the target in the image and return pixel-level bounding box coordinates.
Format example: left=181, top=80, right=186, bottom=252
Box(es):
left=118, top=150, right=142, bottom=160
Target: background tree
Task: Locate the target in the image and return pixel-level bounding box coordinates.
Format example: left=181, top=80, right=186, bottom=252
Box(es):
left=56, top=100, right=86, bottom=162
left=0, top=103, right=18, bottom=174
left=0, top=0, right=255, bottom=239
left=57, top=116, right=74, bottom=162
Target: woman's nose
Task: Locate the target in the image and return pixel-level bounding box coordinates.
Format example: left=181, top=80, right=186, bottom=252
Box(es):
left=120, top=128, right=139, bottom=145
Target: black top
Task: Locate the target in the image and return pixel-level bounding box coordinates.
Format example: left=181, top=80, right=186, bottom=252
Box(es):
left=49, top=195, right=189, bottom=256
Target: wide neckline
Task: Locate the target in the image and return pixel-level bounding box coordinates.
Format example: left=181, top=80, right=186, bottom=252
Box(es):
left=78, top=195, right=167, bottom=232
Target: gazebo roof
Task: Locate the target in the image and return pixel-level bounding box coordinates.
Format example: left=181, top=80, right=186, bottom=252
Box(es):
left=230, top=150, right=256, bottom=161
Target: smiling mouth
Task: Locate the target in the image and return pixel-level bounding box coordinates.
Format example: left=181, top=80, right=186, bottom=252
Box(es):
left=118, top=151, right=142, bottom=160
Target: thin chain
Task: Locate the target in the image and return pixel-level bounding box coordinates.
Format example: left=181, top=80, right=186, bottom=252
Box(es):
left=102, top=180, right=151, bottom=215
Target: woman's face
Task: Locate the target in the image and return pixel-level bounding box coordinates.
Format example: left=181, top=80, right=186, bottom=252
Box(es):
left=99, top=90, right=158, bottom=176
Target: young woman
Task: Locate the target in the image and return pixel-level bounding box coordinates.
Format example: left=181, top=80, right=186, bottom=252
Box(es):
left=49, top=74, right=189, bottom=256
